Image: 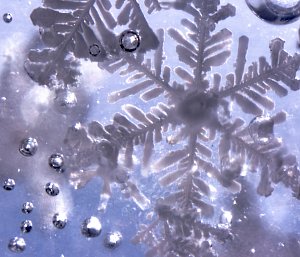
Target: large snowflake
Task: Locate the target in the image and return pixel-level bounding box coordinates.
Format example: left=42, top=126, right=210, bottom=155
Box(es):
left=24, top=0, right=300, bottom=256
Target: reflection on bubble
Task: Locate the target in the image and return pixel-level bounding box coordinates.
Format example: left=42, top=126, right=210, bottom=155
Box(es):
left=3, top=13, right=12, bottom=23
left=246, top=0, right=300, bottom=24
left=8, top=237, right=26, bottom=253
left=49, top=153, right=64, bottom=171
left=81, top=216, right=102, bottom=238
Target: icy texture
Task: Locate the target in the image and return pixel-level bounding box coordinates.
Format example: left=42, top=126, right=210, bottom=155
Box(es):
left=1, top=0, right=300, bottom=256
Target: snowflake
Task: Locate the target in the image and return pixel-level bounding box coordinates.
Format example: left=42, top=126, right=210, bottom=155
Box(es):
left=25, top=0, right=300, bottom=256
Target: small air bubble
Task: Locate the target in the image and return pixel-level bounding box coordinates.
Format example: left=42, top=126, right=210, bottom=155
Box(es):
left=8, top=237, right=26, bottom=253
left=81, top=216, right=102, bottom=238
left=3, top=13, right=12, bottom=23
left=53, top=213, right=67, bottom=229
left=22, top=202, right=34, bottom=214
left=19, top=137, right=38, bottom=157
left=45, top=182, right=60, bottom=196
left=246, top=0, right=300, bottom=24
left=54, top=90, right=77, bottom=114
left=248, top=115, right=274, bottom=144
left=119, top=30, right=140, bottom=52
left=89, top=44, right=101, bottom=57
left=3, top=178, right=15, bottom=191
left=104, top=231, right=123, bottom=249
left=49, top=153, right=64, bottom=171
left=20, top=220, right=33, bottom=233
left=220, top=211, right=233, bottom=225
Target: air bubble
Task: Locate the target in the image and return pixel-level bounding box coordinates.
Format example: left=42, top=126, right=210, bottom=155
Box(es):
left=81, top=216, right=102, bottom=238
left=22, top=202, right=34, bottom=214
left=3, top=13, right=12, bottom=23
left=49, top=153, right=64, bottom=171
left=119, top=30, right=140, bottom=52
left=45, top=182, right=60, bottom=196
left=246, top=0, right=300, bottom=24
left=19, top=137, right=38, bottom=157
left=248, top=115, right=274, bottom=144
left=53, top=213, right=67, bottom=229
left=54, top=90, right=77, bottom=113
left=89, top=44, right=101, bottom=57
left=104, top=231, right=123, bottom=249
left=3, top=178, right=15, bottom=191
left=20, top=220, right=33, bottom=233
left=219, top=211, right=233, bottom=225
left=8, top=237, right=26, bottom=253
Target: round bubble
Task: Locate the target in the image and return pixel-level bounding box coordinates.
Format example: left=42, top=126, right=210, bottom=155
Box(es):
left=49, top=153, right=64, bottom=171
left=89, top=44, right=101, bottom=57
left=104, top=231, right=123, bottom=249
left=19, top=137, right=38, bottom=157
left=3, top=13, right=12, bottom=23
left=45, top=182, right=60, bottom=196
left=8, top=237, right=26, bottom=253
left=219, top=211, right=233, bottom=225
left=3, top=178, right=15, bottom=191
left=22, top=202, right=34, bottom=214
left=119, top=30, right=140, bottom=52
left=53, top=213, right=67, bottom=229
left=248, top=115, right=274, bottom=144
left=81, top=216, right=102, bottom=238
left=246, top=0, right=300, bottom=24
left=20, top=220, right=33, bottom=233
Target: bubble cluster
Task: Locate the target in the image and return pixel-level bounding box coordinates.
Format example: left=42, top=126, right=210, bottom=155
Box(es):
left=22, top=202, right=34, bottom=214
left=19, top=137, right=38, bottom=157
left=89, top=44, right=101, bottom=57
left=81, top=216, right=102, bottom=238
left=45, top=182, right=60, bottom=196
left=248, top=115, right=274, bottom=144
left=53, top=213, right=67, bottom=229
left=3, top=13, right=12, bottom=23
left=20, top=220, right=33, bottom=233
left=246, top=0, right=300, bottom=24
left=8, top=237, right=26, bottom=253
left=104, top=231, right=123, bottom=249
left=3, top=178, right=15, bottom=191
left=119, top=30, right=140, bottom=52
left=49, top=153, right=64, bottom=172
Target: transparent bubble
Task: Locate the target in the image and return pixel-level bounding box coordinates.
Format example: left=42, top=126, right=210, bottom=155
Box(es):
left=49, top=153, right=64, bottom=171
left=45, top=182, right=60, bottom=196
left=54, top=90, right=77, bottom=113
left=53, top=213, right=67, bottom=229
left=104, top=231, right=123, bottom=249
left=19, top=137, right=38, bottom=157
left=248, top=115, right=274, bottom=144
left=3, top=13, right=12, bottom=23
left=89, top=44, right=101, bottom=57
left=22, top=202, right=34, bottom=214
left=20, top=220, right=33, bottom=233
left=81, top=216, right=102, bottom=238
left=246, top=0, right=300, bottom=24
left=8, top=237, right=26, bottom=253
left=219, top=211, right=233, bottom=225
left=3, top=178, right=15, bottom=191
left=119, top=30, right=140, bottom=52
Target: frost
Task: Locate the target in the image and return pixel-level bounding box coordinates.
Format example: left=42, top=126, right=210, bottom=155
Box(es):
left=23, top=0, right=300, bottom=256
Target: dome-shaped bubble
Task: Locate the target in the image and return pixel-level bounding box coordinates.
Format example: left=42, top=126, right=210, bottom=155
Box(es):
left=3, top=178, right=15, bottom=191
left=19, top=137, right=38, bottom=157
left=104, top=231, right=123, bottom=249
left=246, top=0, right=300, bottom=24
left=45, top=182, right=60, bottom=196
left=8, top=237, right=26, bottom=253
left=81, top=216, right=102, bottom=238
left=53, top=213, right=67, bottom=229
left=3, top=13, right=12, bottom=23
left=20, top=220, right=33, bottom=233
left=49, top=153, right=64, bottom=171
left=22, top=202, right=34, bottom=214
left=119, top=30, right=140, bottom=52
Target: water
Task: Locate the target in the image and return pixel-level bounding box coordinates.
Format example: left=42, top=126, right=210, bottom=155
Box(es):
left=20, top=220, right=33, bottom=233
left=3, top=178, right=15, bottom=191
left=49, top=153, right=64, bottom=171
left=19, top=137, right=38, bottom=157
left=104, top=231, right=123, bottom=249
left=119, top=30, right=140, bottom=52
left=3, top=13, right=12, bottom=23
left=45, top=182, right=60, bottom=196
left=89, top=44, right=101, bottom=57
left=52, top=213, right=67, bottom=229
left=22, top=202, right=34, bottom=214
left=248, top=115, right=274, bottom=144
left=81, top=216, right=102, bottom=238
left=246, top=0, right=300, bottom=24
left=8, top=237, right=26, bottom=253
